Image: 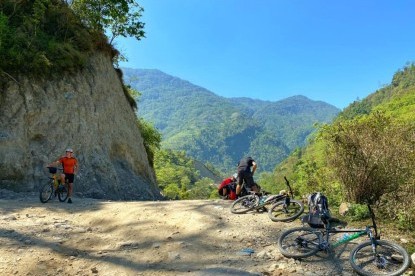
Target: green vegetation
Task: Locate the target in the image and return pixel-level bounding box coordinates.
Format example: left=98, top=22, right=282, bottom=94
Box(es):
left=347, top=204, right=371, bottom=221
left=154, top=149, right=219, bottom=200
left=0, top=0, right=144, bottom=110
left=70, top=0, right=145, bottom=46
left=320, top=111, right=414, bottom=205
left=0, top=0, right=144, bottom=80
left=137, top=118, right=161, bottom=168
left=1, top=0, right=94, bottom=78
left=271, top=63, right=415, bottom=232
left=122, top=68, right=340, bottom=173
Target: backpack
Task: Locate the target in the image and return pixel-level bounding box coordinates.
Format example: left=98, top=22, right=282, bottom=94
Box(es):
left=308, top=192, right=329, bottom=213
left=301, top=192, right=330, bottom=228
left=228, top=189, right=237, bottom=200
left=218, top=181, right=238, bottom=200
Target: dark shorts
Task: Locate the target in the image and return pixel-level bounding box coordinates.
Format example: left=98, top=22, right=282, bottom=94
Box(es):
left=237, top=171, right=255, bottom=188
left=64, top=173, right=75, bottom=183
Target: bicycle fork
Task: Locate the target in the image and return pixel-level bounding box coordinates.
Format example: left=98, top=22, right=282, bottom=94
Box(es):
left=369, top=239, right=389, bottom=269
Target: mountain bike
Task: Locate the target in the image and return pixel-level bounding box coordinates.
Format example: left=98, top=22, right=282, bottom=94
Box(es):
left=230, top=176, right=304, bottom=222
left=278, top=204, right=410, bottom=276
left=39, top=167, right=69, bottom=203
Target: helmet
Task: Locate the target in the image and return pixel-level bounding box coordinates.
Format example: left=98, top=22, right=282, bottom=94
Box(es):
left=66, top=148, right=74, bottom=153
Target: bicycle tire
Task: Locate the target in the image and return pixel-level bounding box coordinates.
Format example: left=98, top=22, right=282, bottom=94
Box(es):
left=268, top=199, right=304, bottom=222
left=349, top=239, right=410, bottom=276
left=230, top=194, right=259, bottom=214
left=278, top=227, right=321, bottom=259
left=58, top=184, right=69, bottom=202
left=39, top=182, right=53, bottom=203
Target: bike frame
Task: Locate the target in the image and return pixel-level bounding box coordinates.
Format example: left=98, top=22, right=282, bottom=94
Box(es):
left=258, top=177, right=295, bottom=207
left=317, top=204, right=379, bottom=250
left=321, top=227, right=370, bottom=249
left=284, top=176, right=295, bottom=198
left=51, top=173, right=59, bottom=188
left=41, top=167, right=69, bottom=203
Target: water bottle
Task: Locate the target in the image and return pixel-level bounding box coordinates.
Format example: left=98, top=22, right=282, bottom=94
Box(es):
left=340, top=233, right=350, bottom=242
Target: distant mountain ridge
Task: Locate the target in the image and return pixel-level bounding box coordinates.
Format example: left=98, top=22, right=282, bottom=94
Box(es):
left=122, top=68, right=340, bottom=172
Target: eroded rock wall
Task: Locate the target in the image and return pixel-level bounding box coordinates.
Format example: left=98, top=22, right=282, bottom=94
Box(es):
left=0, top=54, right=163, bottom=200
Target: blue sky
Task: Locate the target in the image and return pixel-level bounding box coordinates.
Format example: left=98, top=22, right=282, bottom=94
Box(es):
left=117, top=0, right=415, bottom=109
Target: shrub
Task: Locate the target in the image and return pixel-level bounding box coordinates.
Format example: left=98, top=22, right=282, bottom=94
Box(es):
left=347, top=204, right=370, bottom=221
left=0, top=0, right=114, bottom=77
left=320, top=111, right=415, bottom=205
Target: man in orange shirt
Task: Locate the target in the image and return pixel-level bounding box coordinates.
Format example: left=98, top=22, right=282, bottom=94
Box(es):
left=49, top=148, right=79, bottom=203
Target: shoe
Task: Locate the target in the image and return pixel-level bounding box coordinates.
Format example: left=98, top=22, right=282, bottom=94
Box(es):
left=67, top=198, right=72, bottom=204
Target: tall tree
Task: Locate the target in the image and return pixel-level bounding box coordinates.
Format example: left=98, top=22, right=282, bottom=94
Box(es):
left=70, top=0, right=145, bottom=44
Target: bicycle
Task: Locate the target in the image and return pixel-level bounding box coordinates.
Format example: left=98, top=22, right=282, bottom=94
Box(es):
left=277, top=204, right=410, bottom=276
left=230, top=176, right=304, bottom=222
left=39, top=167, right=69, bottom=203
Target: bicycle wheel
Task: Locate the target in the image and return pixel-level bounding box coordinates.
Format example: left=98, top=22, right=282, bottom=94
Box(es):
left=230, top=195, right=259, bottom=214
left=349, top=240, right=410, bottom=276
left=57, top=184, right=69, bottom=202
left=39, top=182, right=53, bottom=203
left=278, top=227, right=321, bottom=259
left=268, top=199, right=304, bottom=222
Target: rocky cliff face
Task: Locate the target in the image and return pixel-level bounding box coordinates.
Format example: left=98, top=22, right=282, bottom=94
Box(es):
left=0, top=54, right=163, bottom=200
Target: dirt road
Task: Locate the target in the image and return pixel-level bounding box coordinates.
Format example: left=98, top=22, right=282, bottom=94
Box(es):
left=0, top=194, right=413, bottom=276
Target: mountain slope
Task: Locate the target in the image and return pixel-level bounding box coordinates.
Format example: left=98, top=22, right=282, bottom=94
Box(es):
left=271, top=63, right=415, bottom=232
left=122, top=68, right=340, bottom=172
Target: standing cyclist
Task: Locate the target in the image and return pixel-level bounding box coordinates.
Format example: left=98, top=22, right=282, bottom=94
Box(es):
left=49, top=148, right=78, bottom=204
left=236, top=156, right=258, bottom=195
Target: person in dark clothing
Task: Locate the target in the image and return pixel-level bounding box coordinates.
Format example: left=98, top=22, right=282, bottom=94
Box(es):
left=236, top=156, right=258, bottom=195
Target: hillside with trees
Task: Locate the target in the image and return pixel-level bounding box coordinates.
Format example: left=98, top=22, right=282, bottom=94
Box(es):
left=266, top=63, right=415, bottom=233
left=122, top=68, right=340, bottom=173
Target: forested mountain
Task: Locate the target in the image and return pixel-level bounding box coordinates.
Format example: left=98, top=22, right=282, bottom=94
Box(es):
left=122, top=68, right=339, bottom=173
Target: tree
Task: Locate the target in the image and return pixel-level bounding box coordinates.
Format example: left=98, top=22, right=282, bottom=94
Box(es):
left=137, top=118, right=161, bottom=168
left=188, top=178, right=215, bottom=199
left=70, top=0, right=145, bottom=45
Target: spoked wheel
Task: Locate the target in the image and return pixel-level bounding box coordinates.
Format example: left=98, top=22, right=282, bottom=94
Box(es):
left=278, top=227, right=321, bottom=259
left=268, top=199, right=304, bottom=222
left=39, top=182, right=53, bottom=203
left=57, top=183, right=69, bottom=202
left=230, top=194, right=259, bottom=214
left=349, top=240, right=410, bottom=276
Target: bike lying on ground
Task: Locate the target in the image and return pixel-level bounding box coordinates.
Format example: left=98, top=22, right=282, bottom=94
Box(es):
left=278, top=204, right=410, bottom=276
left=39, top=167, right=69, bottom=203
left=230, top=176, right=304, bottom=222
